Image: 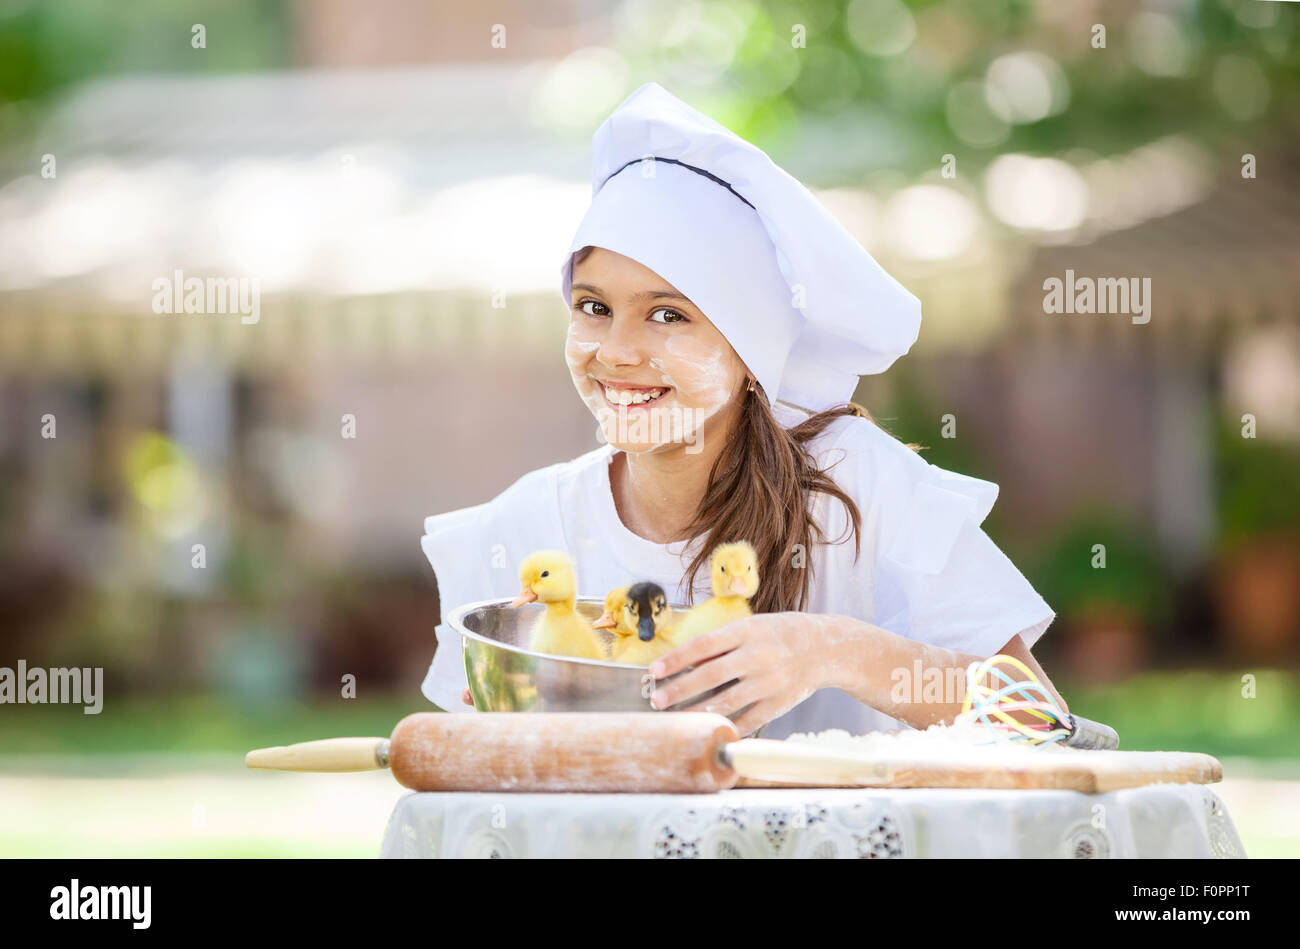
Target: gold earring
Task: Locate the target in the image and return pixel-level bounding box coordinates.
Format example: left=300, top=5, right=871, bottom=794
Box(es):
left=747, top=378, right=756, bottom=393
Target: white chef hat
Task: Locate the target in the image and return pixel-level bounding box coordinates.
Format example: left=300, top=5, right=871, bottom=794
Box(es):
left=559, top=82, right=922, bottom=416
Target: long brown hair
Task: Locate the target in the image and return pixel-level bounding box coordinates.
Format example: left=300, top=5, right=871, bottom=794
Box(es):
left=677, top=379, right=868, bottom=614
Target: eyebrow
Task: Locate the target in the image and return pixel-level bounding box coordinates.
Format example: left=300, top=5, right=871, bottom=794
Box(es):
left=570, top=282, right=695, bottom=306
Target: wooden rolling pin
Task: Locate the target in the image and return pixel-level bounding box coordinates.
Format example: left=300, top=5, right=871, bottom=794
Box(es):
left=245, top=712, right=893, bottom=792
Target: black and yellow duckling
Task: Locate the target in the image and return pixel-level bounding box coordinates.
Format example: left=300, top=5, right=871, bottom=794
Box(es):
left=593, top=581, right=681, bottom=665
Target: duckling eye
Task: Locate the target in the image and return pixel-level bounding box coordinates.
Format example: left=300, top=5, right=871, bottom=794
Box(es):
left=720, top=565, right=727, bottom=573
left=540, top=570, right=549, bottom=578
left=747, top=565, right=752, bottom=572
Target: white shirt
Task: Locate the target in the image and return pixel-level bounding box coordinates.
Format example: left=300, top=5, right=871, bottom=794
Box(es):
left=418, top=406, right=1054, bottom=737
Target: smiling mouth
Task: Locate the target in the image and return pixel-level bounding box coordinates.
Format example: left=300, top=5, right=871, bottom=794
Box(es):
left=599, top=382, right=671, bottom=408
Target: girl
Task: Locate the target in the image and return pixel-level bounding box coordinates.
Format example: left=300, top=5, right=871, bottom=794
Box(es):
left=419, top=83, right=1066, bottom=738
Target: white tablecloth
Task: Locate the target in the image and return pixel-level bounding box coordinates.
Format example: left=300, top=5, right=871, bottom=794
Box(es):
left=378, top=784, right=1247, bottom=858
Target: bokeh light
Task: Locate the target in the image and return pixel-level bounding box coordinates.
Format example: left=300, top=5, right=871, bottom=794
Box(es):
left=1212, top=54, right=1270, bottom=121
left=984, top=51, right=1069, bottom=125
left=1127, top=12, right=1195, bottom=78
left=124, top=432, right=208, bottom=538
left=845, top=0, right=916, bottom=58
left=532, top=47, right=630, bottom=129
left=1223, top=326, right=1300, bottom=441
left=885, top=184, right=978, bottom=261
left=984, top=154, right=1089, bottom=237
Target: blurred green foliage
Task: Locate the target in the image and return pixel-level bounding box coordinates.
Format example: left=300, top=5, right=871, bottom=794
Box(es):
left=654, top=0, right=1300, bottom=176
left=1215, top=417, right=1300, bottom=547
left=0, top=693, right=423, bottom=757
left=0, top=0, right=291, bottom=106
left=1056, top=668, right=1300, bottom=760
left=1026, top=514, right=1174, bottom=628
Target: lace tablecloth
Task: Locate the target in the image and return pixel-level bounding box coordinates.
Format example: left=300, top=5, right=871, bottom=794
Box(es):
left=378, top=784, right=1246, bottom=858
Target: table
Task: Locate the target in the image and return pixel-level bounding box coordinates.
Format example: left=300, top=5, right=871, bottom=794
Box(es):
left=378, top=783, right=1247, bottom=858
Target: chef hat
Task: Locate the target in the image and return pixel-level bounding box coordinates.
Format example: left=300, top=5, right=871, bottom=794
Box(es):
left=559, top=82, right=921, bottom=416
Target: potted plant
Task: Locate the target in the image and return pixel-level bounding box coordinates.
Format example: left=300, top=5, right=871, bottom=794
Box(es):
left=1027, top=517, right=1173, bottom=686
left=1212, top=420, right=1300, bottom=663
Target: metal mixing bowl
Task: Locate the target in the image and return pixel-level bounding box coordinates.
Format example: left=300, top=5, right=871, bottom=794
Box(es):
left=447, top=597, right=731, bottom=713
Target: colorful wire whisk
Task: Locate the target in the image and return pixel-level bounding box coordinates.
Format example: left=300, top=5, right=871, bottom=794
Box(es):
left=955, top=654, right=1072, bottom=746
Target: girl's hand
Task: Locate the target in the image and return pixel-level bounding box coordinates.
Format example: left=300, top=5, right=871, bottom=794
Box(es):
left=461, top=687, right=473, bottom=705
left=647, top=612, right=841, bottom=737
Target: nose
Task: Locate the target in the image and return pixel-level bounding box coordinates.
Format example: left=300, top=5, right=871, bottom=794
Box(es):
left=596, top=314, right=647, bottom=369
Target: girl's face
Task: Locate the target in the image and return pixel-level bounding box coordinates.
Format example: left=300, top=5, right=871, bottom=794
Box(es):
left=565, top=247, right=750, bottom=455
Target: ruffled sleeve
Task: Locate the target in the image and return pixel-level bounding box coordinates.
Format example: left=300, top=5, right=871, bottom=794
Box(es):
left=417, top=465, right=565, bottom=712
left=826, top=416, right=1054, bottom=659
left=418, top=504, right=492, bottom=712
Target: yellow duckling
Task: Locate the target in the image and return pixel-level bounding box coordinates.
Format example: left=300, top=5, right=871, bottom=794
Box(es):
left=592, top=586, right=631, bottom=634
left=594, top=582, right=680, bottom=665
left=671, top=541, right=760, bottom=645
left=510, top=551, right=604, bottom=661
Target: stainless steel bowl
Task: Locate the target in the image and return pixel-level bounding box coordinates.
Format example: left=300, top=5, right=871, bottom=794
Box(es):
left=447, top=597, right=731, bottom=713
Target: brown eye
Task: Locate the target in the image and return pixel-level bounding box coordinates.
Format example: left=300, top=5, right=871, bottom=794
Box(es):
left=540, top=570, right=549, bottom=578
left=649, top=307, right=687, bottom=324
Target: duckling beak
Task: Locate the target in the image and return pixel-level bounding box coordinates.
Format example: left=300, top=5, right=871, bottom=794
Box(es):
left=637, top=613, right=656, bottom=642
left=728, top=575, right=749, bottom=596
left=592, top=612, right=616, bottom=629
left=510, top=587, right=538, bottom=608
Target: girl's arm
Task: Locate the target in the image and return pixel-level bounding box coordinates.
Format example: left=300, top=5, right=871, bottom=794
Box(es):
left=647, top=612, right=1068, bottom=737
left=992, top=630, right=1069, bottom=717
left=823, top=614, right=1068, bottom=730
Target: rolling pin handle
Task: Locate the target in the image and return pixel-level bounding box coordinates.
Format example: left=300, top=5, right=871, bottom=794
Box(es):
left=245, top=737, right=391, bottom=772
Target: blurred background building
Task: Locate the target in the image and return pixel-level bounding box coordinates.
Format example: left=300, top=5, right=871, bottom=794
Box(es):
left=1, top=0, right=1298, bottom=716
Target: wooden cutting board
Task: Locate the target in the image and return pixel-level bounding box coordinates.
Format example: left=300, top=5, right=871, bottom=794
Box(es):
left=734, top=750, right=1222, bottom=793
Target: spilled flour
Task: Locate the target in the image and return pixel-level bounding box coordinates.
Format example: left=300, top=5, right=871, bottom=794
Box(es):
left=782, top=718, right=1078, bottom=763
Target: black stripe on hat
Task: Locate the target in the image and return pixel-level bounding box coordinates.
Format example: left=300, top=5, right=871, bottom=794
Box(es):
left=603, top=156, right=757, bottom=211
